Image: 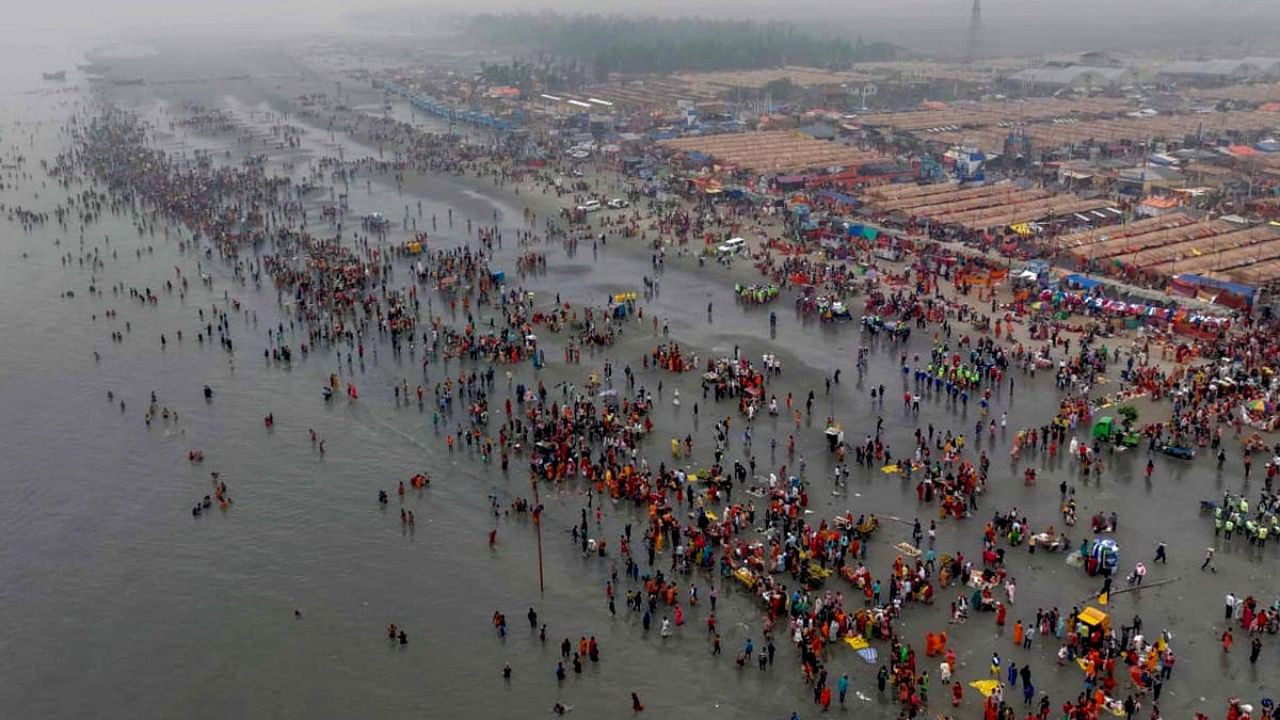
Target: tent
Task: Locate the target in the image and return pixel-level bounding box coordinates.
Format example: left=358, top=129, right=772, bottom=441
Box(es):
left=1062, top=273, right=1103, bottom=290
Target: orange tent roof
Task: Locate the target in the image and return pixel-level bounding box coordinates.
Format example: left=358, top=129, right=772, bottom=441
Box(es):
left=1141, top=196, right=1180, bottom=209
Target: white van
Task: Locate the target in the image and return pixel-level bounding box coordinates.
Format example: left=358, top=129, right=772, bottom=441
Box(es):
left=716, top=237, right=747, bottom=255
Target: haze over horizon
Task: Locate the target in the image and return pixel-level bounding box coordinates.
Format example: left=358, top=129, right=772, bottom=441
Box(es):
left=8, top=1, right=1280, bottom=64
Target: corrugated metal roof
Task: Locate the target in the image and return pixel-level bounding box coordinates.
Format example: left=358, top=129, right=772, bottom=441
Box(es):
left=1241, top=57, right=1280, bottom=73
left=1158, top=60, right=1250, bottom=77
left=1007, top=67, right=1129, bottom=86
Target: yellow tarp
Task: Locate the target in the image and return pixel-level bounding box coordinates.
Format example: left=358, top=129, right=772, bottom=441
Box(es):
left=1078, top=606, right=1109, bottom=628
left=969, top=680, right=1000, bottom=697
left=733, top=568, right=755, bottom=587
left=881, top=464, right=901, bottom=474
left=843, top=636, right=869, bottom=650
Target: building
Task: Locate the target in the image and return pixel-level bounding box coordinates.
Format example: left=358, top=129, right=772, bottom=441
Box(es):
left=1043, top=51, right=1122, bottom=68
left=1157, top=60, right=1279, bottom=85
left=1114, top=165, right=1185, bottom=196
left=1241, top=58, right=1280, bottom=77
left=1005, top=66, right=1132, bottom=92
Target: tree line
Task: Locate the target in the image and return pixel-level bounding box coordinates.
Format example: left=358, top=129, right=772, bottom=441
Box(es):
left=463, top=13, right=896, bottom=78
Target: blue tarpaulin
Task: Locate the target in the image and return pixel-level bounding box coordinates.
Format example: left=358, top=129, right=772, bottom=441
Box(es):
left=1176, top=273, right=1257, bottom=298
left=816, top=190, right=860, bottom=206
left=1063, top=273, right=1103, bottom=289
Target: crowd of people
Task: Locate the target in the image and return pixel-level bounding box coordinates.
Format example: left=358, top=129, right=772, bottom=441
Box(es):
left=52, top=92, right=1280, bottom=720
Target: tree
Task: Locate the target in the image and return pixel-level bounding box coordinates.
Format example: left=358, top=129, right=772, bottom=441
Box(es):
left=762, top=78, right=800, bottom=102
left=461, top=12, right=891, bottom=75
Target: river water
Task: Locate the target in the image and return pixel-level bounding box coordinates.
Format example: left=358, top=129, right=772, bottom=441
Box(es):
left=0, top=34, right=1274, bottom=720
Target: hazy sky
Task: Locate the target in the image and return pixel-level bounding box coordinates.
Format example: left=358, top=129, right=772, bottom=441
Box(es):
left=10, top=0, right=1279, bottom=56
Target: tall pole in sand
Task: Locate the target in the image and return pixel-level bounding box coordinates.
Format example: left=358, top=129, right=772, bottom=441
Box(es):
left=532, top=477, right=545, bottom=594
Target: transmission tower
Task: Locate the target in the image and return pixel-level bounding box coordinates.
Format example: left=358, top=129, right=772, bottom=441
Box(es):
left=967, top=0, right=983, bottom=64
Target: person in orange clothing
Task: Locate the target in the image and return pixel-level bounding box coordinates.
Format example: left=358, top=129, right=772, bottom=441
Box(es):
left=1013, top=620, right=1024, bottom=647
left=1222, top=628, right=1233, bottom=653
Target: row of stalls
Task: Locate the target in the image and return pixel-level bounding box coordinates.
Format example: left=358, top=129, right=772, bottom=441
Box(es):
left=383, top=81, right=519, bottom=131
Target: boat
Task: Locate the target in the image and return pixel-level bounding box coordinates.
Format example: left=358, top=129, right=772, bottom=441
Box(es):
left=42, top=71, right=66, bottom=81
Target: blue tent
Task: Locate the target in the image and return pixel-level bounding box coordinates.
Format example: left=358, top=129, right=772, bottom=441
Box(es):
left=1176, top=273, right=1256, bottom=299
left=1062, top=273, right=1103, bottom=290
left=816, top=190, right=860, bottom=207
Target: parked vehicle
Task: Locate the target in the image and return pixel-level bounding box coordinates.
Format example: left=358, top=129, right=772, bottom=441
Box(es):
left=1091, top=416, right=1141, bottom=447
left=1157, top=444, right=1195, bottom=460
left=716, top=237, right=747, bottom=255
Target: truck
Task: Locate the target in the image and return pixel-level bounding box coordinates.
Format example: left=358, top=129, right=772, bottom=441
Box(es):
left=1091, top=416, right=1141, bottom=447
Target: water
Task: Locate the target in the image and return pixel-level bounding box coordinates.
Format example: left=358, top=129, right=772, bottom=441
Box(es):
left=1, top=34, right=1274, bottom=720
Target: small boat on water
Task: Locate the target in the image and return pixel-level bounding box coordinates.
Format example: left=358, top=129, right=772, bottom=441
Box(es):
left=42, top=70, right=66, bottom=81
